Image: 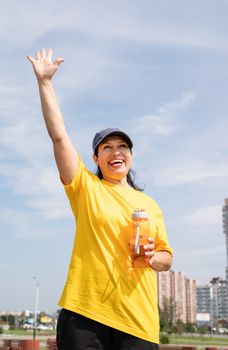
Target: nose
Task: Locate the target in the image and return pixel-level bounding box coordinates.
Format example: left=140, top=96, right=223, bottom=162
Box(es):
left=113, top=148, right=121, bottom=155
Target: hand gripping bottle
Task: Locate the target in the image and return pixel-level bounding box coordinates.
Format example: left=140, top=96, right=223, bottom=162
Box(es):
left=129, top=209, right=150, bottom=268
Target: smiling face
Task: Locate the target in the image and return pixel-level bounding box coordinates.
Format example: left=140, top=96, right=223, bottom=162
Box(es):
left=93, top=135, right=132, bottom=185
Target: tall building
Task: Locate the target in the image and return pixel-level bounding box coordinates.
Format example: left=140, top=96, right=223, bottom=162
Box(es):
left=157, top=270, right=197, bottom=323
left=210, top=277, right=228, bottom=325
left=157, top=269, right=172, bottom=310
left=222, top=198, right=228, bottom=284
left=195, top=198, right=228, bottom=328
left=196, top=284, right=211, bottom=314
left=196, top=277, right=228, bottom=327
left=172, top=271, right=187, bottom=322
left=186, top=278, right=197, bottom=324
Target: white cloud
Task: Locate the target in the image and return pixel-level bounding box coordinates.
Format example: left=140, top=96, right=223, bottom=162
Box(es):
left=153, top=160, right=228, bottom=186
left=130, top=91, right=195, bottom=136
left=0, top=160, right=69, bottom=219
left=26, top=195, right=70, bottom=219
left=128, top=90, right=228, bottom=188
left=172, top=243, right=226, bottom=284
left=169, top=205, right=222, bottom=233
left=0, top=208, right=66, bottom=239
left=0, top=120, right=44, bottom=157
left=0, top=1, right=227, bottom=51
left=148, top=112, right=228, bottom=186
left=0, top=79, right=30, bottom=121
left=177, top=245, right=225, bottom=259
left=49, top=46, right=109, bottom=96
left=0, top=118, right=71, bottom=219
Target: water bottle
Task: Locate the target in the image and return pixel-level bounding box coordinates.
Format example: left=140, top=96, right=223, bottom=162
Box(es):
left=129, top=209, right=150, bottom=268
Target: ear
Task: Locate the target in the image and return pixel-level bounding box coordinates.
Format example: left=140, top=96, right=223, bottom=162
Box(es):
left=93, top=154, right=99, bottom=165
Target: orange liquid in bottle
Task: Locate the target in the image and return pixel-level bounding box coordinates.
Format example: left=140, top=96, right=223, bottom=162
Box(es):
left=129, top=209, right=150, bottom=268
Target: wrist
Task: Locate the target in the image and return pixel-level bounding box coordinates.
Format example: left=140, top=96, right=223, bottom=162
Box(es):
left=150, top=251, right=172, bottom=271
left=37, top=77, right=53, bottom=87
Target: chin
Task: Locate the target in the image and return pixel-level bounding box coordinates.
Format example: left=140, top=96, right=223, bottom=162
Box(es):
left=112, top=172, right=127, bottom=180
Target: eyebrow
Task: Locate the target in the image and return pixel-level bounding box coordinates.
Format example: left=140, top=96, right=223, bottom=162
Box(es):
left=102, top=139, right=128, bottom=145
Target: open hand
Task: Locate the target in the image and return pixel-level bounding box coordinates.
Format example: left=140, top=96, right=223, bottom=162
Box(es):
left=27, top=48, right=64, bottom=81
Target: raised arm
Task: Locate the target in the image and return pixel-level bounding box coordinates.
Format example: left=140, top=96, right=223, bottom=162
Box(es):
left=27, top=48, right=79, bottom=185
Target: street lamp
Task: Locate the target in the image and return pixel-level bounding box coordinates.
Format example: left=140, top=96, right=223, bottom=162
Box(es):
left=33, top=276, right=40, bottom=340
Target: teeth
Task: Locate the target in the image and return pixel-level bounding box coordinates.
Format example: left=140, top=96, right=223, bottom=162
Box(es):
left=110, top=160, right=123, bottom=164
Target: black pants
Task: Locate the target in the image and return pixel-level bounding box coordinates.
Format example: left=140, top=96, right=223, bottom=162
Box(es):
left=57, top=309, right=158, bottom=350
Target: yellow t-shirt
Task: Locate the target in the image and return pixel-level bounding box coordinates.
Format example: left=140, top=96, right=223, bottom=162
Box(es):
left=58, top=158, right=173, bottom=343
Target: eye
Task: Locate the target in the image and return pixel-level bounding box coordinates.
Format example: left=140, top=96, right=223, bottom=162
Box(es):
left=103, top=144, right=111, bottom=150
left=119, top=143, right=129, bottom=149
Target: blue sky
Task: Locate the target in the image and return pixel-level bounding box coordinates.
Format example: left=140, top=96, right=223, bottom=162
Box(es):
left=0, top=0, right=228, bottom=313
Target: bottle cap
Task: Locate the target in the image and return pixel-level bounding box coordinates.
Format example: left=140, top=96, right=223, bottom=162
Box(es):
left=131, top=209, right=148, bottom=219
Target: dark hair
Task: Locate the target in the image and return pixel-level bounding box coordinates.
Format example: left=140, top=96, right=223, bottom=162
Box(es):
left=95, top=166, right=144, bottom=192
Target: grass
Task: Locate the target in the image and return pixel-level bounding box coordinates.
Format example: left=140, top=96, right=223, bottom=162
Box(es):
left=1, top=329, right=55, bottom=336
left=170, top=334, right=228, bottom=346
left=1, top=330, right=227, bottom=348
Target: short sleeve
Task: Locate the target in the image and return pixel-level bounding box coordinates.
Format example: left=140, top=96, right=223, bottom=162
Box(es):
left=63, top=156, right=84, bottom=197
left=155, top=209, right=173, bottom=256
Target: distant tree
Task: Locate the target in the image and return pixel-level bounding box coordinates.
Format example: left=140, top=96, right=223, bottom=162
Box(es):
left=8, top=315, right=16, bottom=329
left=197, top=325, right=208, bottom=339
left=159, top=307, right=169, bottom=332
left=172, top=319, right=184, bottom=335
left=160, top=332, right=170, bottom=344
left=159, top=297, right=177, bottom=334
left=0, top=315, right=7, bottom=322
left=17, top=311, right=26, bottom=328
left=185, top=322, right=197, bottom=333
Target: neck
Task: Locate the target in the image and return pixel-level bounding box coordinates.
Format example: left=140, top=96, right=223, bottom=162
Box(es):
left=103, top=176, right=129, bottom=187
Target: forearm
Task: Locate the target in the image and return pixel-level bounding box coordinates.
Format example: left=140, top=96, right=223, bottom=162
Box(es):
left=38, top=79, right=67, bottom=141
left=150, top=251, right=172, bottom=272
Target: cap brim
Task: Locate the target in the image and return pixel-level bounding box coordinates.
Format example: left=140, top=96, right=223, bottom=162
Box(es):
left=94, top=131, right=133, bottom=152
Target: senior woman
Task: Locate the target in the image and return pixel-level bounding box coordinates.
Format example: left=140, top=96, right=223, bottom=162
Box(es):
left=27, top=49, right=173, bottom=350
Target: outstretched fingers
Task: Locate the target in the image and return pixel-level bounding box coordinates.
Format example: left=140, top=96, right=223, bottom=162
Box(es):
left=47, top=49, right=52, bottom=61
left=27, top=48, right=64, bottom=80
left=27, top=55, right=35, bottom=64
left=35, top=48, right=49, bottom=61
left=36, top=50, right=41, bottom=60
left=53, top=58, right=64, bottom=67
left=30, top=48, right=64, bottom=65
left=41, top=48, right=46, bottom=59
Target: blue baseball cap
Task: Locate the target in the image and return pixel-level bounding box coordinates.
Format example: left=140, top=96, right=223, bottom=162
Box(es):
left=92, top=128, right=133, bottom=153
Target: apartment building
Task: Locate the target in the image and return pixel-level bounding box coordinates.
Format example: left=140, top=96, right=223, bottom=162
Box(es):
left=196, top=277, right=228, bottom=326
left=211, top=277, right=228, bottom=323
left=222, top=198, right=228, bottom=284
left=158, top=198, right=228, bottom=326
left=196, top=284, right=211, bottom=314
left=186, top=277, right=197, bottom=323
left=157, top=270, right=197, bottom=323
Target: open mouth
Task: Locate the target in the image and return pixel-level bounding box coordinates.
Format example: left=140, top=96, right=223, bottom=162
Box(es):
left=109, top=159, right=124, bottom=167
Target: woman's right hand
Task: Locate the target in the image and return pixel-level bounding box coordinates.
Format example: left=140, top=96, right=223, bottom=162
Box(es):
left=27, top=48, right=64, bottom=81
